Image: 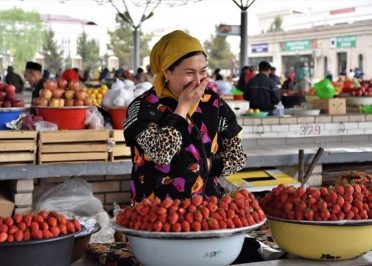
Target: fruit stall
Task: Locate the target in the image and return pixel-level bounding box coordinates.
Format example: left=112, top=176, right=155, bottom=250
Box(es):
left=1, top=78, right=372, bottom=265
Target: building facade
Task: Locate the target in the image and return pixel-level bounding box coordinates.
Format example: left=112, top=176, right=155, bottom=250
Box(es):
left=247, top=19, right=372, bottom=81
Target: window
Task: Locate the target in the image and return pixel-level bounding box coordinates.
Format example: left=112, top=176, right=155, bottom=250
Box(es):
left=358, top=54, right=363, bottom=71
left=337, top=52, right=347, bottom=75
left=323, top=56, right=328, bottom=78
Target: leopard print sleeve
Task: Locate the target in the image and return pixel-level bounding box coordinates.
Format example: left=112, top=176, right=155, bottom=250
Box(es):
left=220, top=136, right=247, bottom=176
left=136, top=122, right=182, bottom=165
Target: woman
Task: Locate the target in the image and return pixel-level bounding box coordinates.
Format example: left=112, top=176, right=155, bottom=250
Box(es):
left=124, top=30, right=246, bottom=202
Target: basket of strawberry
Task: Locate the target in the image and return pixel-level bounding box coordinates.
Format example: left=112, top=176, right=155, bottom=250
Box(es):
left=0, top=210, right=82, bottom=266
left=261, top=184, right=372, bottom=260
left=112, top=189, right=266, bottom=266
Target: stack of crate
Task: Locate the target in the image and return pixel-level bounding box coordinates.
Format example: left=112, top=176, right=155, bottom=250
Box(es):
left=38, top=130, right=110, bottom=164
left=0, top=131, right=37, bottom=165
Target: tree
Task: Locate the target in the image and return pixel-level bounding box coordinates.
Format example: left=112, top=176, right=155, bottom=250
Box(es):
left=204, top=25, right=236, bottom=72
left=76, top=31, right=100, bottom=71
left=0, top=8, right=44, bottom=73
left=268, top=16, right=283, bottom=32
left=41, top=29, right=63, bottom=76
left=107, top=14, right=152, bottom=69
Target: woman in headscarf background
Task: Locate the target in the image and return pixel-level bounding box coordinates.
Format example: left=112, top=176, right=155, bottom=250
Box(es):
left=123, top=30, right=246, bottom=202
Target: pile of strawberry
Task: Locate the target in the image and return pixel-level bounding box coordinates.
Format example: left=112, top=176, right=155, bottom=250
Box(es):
left=116, top=189, right=266, bottom=232
left=261, top=184, right=372, bottom=221
left=0, top=210, right=81, bottom=243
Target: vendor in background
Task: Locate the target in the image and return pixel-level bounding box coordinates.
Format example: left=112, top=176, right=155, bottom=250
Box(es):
left=293, top=70, right=311, bottom=95
left=5, top=66, right=24, bottom=93
left=123, top=30, right=246, bottom=201
left=236, top=66, right=256, bottom=92
left=24, top=61, right=44, bottom=103
left=269, top=66, right=281, bottom=89
left=214, top=72, right=233, bottom=95
left=243, top=61, right=280, bottom=113
left=281, top=71, right=296, bottom=94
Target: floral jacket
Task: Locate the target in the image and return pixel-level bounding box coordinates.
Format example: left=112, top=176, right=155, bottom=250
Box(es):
left=124, top=88, right=246, bottom=201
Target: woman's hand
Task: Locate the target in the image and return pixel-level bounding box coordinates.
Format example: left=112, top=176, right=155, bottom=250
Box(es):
left=175, top=78, right=209, bottom=118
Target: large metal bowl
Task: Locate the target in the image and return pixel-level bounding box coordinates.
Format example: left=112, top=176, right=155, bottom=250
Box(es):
left=0, top=232, right=75, bottom=266
left=267, top=215, right=372, bottom=260
left=112, top=218, right=266, bottom=266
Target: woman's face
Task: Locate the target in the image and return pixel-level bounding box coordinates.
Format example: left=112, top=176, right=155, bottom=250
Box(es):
left=164, top=54, right=208, bottom=98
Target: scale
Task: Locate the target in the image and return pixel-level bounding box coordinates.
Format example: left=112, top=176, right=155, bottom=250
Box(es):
left=221, top=168, right=301, bottom=193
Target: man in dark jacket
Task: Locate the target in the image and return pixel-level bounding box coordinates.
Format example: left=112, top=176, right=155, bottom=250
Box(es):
left=24, top=61, right=44, bottom=115
left=5, top=66, right=24, bottom=93
left=243, top=61, right=280, bottom=113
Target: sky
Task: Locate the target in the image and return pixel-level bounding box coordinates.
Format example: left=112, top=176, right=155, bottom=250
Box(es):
left=1, top=0, right=372, bottom=54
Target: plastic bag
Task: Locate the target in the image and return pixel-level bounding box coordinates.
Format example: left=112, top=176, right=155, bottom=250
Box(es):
left=35, top=178, right=115, bottom=243
left=85, top=106, right=104, bottom=129
left=35, top=121, right=58, bottom=131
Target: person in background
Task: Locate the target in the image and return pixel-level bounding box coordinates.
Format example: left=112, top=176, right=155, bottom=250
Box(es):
left=293, top=69, right=312, bottom=95
left=282, top=71, right=296, bottom=92
left=214, top=72, right=232, bottom=95
left=325, top=70, right=333, bottom=82
left=243, top=61, right=280, bottom=113
left=236, top=65, right=250, bottom=91
left=144, top=64, right=154, bottom=84
left=24, top=61, right=44, bottom=103
left=5, top=66, right=24, bottom=93
left=269, top=66, right=281, bottom=88
left=123, top=30, right=246, bottom=201
left=134, top=67, right=145, bottom=84
left=62, top=68, right=80, bottom=84
left=42, top=69, right=50, bottom=80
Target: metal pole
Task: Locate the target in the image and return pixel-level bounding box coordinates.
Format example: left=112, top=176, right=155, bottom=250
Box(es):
left=240, top=9, right=248, bottom=69
left=133, top=26, right=140, bottom=71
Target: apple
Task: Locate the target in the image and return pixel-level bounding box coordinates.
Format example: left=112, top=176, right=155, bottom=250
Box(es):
left=64, top=98, right=74, bottom=106
left=0, top=82, right=7, bottom=90
left=6, top=93, right=17, bottom=102
left=84, top=98, right=93, bottom=106
left=74, top=99, right=84, bottom=106
left=59, top=98, right=65, bottom=107
left=12, top=100, right=25, bottom=107
left=64, top=89, right=75, bottom=99
left=0, top=91, right=6, bottom=101
left=40, top=88, right=53, bottom=99
left=69, top=80, right=80, bottom=91
left=4, top=84, right=16, bottom=94
left=75, top=89, right=87, bottom=100
left=49, top=98, right=60, bottom=107
left=2, top=101, right=12, bottom=108
left=57, top=78, right=68, bottom=89
left=38, top=98, right=49, bottom=107
left=52, top=88, right=65, bottom=99
left=350, top=91, right=356, bottom=96
left=44, top=80, right=57, bottom=91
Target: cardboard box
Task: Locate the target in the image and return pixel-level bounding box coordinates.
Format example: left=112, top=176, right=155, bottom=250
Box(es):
left=0, top=192, right=15, bottom=217
left=313, top=98, right=346, bottom=115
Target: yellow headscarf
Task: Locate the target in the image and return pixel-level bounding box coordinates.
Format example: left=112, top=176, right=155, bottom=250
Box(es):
left=150, top=30, right=205, bottom=115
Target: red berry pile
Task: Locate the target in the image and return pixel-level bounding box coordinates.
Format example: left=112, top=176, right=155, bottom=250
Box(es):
left=261, top=184, right=372, bottom=221
left=0, top=210, right=81, bottom=243
left=116, top=189, right=266, bottom=232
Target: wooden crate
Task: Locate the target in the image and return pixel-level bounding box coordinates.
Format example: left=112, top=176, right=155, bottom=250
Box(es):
left=0, top=131, right=37, bottom=165
left=38, top=130, right=110, bottom=164
left=110, top=130, right=131, bottom=162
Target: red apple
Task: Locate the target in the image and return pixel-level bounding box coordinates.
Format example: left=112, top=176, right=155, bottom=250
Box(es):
left=74, top=99, right=84, bottom=106
left=12, top=100, right=25, bottom=107
left=0, top=91, right=6, bottom=101
left=0, top=82, right=7, bottom=90
left=6, top=93, right=17, bottom=102
left=4, top=85, right=16, bottom=94
left=40, top=89, right=53, bottom=99
left=2, top=101, right=12, bottom=108
left=38, top=98, right=49, bottom=107
left=44, top=80, right=57, bottom=91
left=65, top=98, right=74, bottom=106
left=52, top=88, right=65, bottom=99
left=57, top=78, right=68, bottom=89
left=75, top=89, right=87, bottom=101
left=69, top=80, right=80, bottom=91
left=0, top=101, right=3, bottom=107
